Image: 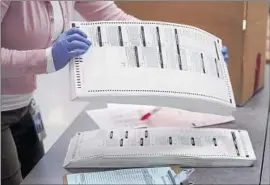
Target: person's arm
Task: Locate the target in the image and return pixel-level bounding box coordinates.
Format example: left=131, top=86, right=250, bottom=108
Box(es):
left=1, top=48, right=48, bottom=77
left=1, top=1, right=47, bottom=77
left=74, top=1, right=138, bottom=21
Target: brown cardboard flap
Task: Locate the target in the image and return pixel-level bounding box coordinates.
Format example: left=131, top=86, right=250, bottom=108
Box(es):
left=242, top=1, right=269, bottom=102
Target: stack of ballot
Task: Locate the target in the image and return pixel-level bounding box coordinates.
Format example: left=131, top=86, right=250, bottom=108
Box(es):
left=64, top=166, right=194, bottom=185
left=63, top=127, right=256, bottom=169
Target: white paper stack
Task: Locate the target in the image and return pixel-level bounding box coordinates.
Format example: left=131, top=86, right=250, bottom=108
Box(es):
left=63, top=127, right=256, bottom=169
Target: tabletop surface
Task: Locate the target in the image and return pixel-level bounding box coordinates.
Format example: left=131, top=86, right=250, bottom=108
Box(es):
left=261, top=113, right=270, bottom=185
left=21, top=66, right=270, bottom=185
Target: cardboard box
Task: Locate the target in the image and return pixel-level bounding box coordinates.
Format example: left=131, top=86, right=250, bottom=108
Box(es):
left=116, top=1, right=269, bottom=106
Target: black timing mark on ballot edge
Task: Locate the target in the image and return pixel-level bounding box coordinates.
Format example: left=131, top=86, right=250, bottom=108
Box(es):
left=134, top=46, right=140, bottom=67
left=140, top=138, right=144, bottom=146
left=141, top=26, right=146, bottom=47
left=174, top=29, right=182, bottom=70
left=156, top=27, right=164, bottom=68
left=214, top=41, right=220, bottom=61
left=145, top=130, right=148, bottom=138
left=213, top=137, right=218, bottom=146
left=191, top=137, right=195, bottom=146
left=231, top=132, right=240, bottom=156
left=109, top=131, right=113, bottom=139
left=97, top=26, right=102, bottom=47
left=214, top=58, right=220, bottom=78
left=118, top=26, right=124, bottom=46
left=120, top=138, right=123, bottom=147
left=72, top=23, right=80, bottom=29
left=200, top=53, right=206, bottom=74
left=169, top=136, right=173, bottom=145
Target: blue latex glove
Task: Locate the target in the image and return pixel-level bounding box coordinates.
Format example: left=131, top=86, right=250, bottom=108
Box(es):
left=52, top=28, right=91, bottom=71
left=222, top=45, right=229, bottom=64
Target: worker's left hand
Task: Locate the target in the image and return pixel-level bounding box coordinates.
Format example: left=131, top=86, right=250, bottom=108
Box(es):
left=222, top=45, right=229, bottom=63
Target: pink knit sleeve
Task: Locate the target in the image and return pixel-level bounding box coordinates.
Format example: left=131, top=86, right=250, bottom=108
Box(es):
left=1, top=48, right=47, bottom=77
left=74, top=1, right=139, bottom=21
left=1, top=1, right=47, bottom=77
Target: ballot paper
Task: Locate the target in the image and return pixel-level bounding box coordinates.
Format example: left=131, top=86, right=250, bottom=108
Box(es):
left=65, top=167, right=194, bottom=185
left=69, top=21, right=236, bottom=117
left=86, top=106, right=150, bottom=129
left=86, top=104, right=235, bottom=129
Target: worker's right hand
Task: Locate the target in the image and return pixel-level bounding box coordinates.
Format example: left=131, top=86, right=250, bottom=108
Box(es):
left=51, top=28, right=91, bottom=71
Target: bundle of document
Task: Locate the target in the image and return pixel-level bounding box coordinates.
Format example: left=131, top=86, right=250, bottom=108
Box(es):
left=63, top=127, right=256, bottom=169
left=64, top=167, right=194, bottom=185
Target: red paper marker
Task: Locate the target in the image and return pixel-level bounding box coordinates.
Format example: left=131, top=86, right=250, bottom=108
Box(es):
left=140, top=107, right=162, bottom=121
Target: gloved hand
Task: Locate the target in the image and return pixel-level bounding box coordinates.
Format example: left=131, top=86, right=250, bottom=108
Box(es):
left=51, top=28, right=91, bottom=71
left=222, top=45, right=229, bottom=64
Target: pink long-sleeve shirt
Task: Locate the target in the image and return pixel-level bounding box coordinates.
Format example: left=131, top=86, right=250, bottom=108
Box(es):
left=1, top=1, right=136, bottom=95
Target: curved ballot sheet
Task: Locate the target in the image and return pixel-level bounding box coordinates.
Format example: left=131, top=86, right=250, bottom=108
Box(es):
left=63, top=127, right=256, bottom=169
left=69, top=21, right=236, bottom=116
